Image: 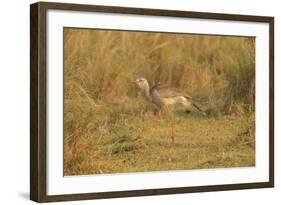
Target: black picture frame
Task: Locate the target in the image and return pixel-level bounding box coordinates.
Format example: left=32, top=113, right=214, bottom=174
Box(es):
left=30, top=1, right=274, bottom=202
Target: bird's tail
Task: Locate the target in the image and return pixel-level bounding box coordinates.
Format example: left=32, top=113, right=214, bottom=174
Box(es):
left=192, top=102, right=206, bottom=116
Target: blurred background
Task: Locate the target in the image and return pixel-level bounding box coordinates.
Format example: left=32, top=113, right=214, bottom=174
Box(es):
left=64, top=28, right=255, bottom=115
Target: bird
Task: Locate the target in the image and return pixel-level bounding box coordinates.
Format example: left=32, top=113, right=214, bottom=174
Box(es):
left=132, top=77, right=206, bottom=143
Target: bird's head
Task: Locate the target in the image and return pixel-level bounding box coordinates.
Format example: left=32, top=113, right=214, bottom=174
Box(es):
left=132, top=78, right=149, bottom=92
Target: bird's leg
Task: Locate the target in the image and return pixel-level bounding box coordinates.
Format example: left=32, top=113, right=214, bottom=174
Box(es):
left=147, top=108, right=161, bottom=131
left=137, top=110, right=154, bottom=139
left=154, top=108, right=162, bottom=123
left=142, top=108, right=162, bottom=133
left=138, top=108, right=162, bottom=140
left=164, top=105, right=175, bottom=143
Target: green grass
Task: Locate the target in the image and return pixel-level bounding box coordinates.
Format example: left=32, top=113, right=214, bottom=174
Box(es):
left=64, top=100, right=255, bottom=176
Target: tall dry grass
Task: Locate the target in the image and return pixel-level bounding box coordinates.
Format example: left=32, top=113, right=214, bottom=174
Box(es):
left=64, top=28, right=255, bottom=115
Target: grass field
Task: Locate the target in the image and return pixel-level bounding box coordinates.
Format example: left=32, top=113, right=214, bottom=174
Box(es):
left=64, top=104, right=255, bottom=175
left=63, top=28, right=255, bottom=176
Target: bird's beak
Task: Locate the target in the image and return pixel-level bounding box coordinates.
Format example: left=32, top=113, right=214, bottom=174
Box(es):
left=131, top=80, right=137, bottom=84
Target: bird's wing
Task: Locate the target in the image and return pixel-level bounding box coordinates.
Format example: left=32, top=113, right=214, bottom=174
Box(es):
left=150, top=84, right=192, bottom=99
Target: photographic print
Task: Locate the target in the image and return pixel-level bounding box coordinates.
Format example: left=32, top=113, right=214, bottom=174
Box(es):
left=63, top=28, right=256, bottom=176
left=30, top=2, right=274, bottom=202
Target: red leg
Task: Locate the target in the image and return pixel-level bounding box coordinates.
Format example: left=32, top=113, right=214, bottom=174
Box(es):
left=139, top=109, right=162, bottom=139
left=154, top=108, right=162, bottom=123
left=164, top=106, right=175, bottom=143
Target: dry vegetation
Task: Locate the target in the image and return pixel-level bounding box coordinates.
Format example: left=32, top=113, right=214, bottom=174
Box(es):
left=63, top=28, right=255, bottom=176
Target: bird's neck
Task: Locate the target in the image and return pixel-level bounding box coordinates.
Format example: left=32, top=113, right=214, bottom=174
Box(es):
left=141, top=87, right=152, bottom=102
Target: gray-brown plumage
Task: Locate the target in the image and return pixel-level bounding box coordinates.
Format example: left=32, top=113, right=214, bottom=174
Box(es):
left=132, top=77, right=205, bottom=143
left=133, top=78, right=205, bottom=113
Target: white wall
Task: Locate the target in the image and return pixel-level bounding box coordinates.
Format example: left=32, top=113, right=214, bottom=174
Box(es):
left=0, top=0, right=279, bottom=204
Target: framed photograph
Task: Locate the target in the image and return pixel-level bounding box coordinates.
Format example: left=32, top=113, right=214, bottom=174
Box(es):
left=30, top=1, right=274, bottom=202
